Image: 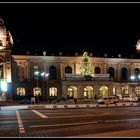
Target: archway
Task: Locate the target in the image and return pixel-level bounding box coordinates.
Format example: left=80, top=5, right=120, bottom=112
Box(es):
left=84, top=86, right=93, bottom=99
left=99, top=86, right=108, bottom=98
left=67, top=86, right=77, bottom=99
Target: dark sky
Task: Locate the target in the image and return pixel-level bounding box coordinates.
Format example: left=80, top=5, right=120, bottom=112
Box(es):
left=1, top=2, right=140, bottom=57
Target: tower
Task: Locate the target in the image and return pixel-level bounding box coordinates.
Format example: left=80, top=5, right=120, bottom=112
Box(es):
left=0, top=17, right=14, bottom=102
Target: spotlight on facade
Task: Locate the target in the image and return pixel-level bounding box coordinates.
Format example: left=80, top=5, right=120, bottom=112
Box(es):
left=41, top=72, right=45, bottom=76
left=130, top=75, right=135, bottom=80
left=1, top=81, right=7, bottom=92
left=45, top=73, right=49, bottom=77
left=34, top=71, right=39, bottom=75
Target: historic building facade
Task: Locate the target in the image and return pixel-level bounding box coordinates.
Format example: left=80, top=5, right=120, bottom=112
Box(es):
left=0, top=17, right=140, bottom=102
left=0, top=17, right=13, bottom=102
left=11, top=54, right=140, bottom=102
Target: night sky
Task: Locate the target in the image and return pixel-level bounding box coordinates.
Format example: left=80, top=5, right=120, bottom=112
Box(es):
left=1, top=2, right=140, bottom=57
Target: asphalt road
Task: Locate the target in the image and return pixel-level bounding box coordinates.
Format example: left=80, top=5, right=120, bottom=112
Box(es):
left=1, top=106, right=140, bottom=137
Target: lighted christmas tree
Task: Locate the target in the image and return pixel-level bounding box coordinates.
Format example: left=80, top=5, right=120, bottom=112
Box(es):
left=79, top=52, right=94, bottom=78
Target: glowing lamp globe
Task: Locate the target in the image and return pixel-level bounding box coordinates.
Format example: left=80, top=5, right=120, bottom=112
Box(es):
left=136, top=39, right=140, bottom=53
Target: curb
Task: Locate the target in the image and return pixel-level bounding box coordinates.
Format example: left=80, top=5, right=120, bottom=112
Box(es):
left=1, top=102, right=140, bottom=110
left=26, top=102, right=139, bottom=110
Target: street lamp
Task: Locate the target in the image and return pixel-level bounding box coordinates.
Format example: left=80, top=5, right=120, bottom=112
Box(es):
left=130, top=75, right=140, bottom=101
left=34, top=71, right=49, bottom=104
left=34, top=71, right=39, bottom=87
left=41, top=72, right=49, bottom=104
left=34, top=71, right=40, bottom=104
left=34, top=87, right=41, bottom=104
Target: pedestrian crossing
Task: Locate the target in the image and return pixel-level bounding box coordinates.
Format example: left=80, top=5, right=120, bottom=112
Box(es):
left=31, top=110, right=48, bottom=118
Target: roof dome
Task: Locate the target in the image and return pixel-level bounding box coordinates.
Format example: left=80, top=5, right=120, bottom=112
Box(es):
left=0, top=17, right=13, bottom=50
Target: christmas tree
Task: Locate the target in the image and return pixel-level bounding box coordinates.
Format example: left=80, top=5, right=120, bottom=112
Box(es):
left=79, top=52, right=94, bottom=78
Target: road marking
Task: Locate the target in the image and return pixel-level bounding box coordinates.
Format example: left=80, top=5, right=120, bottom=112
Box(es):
left=103, top=112, right=110, bottom=114
left=105, top=118, right=140, bottom=123
left=46, top=114, right=109, bottom=119
left=16, top=110, right=26, bottom=136
left=29, top=121, right=98, bottom=128
left=31, top=110, right=48, bottom=118
left=29, top=118, right=140, bottom=128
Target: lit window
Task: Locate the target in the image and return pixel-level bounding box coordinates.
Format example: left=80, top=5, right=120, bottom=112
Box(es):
left=33, top=87, right=41, bottom=96
left=49, top=87, right=57, bottom=96
left=17, top=87, right=25, bottom=96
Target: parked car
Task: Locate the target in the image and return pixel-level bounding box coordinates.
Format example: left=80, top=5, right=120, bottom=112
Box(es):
left=122, top=97, right=138, bottom=102
left=97, top=96, right=118, bottom=104
left=116, top=93, right=138, bottom=102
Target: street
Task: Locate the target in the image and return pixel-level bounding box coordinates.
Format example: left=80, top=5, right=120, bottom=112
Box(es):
left=1, top=106, right=140, bottom=137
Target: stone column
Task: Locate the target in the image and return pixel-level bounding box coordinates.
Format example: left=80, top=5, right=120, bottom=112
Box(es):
left=62, top=82, right=67, bottom=98
left=78, top=84, right=84, bottom=99
left=94, top=83, right=99, bottom=98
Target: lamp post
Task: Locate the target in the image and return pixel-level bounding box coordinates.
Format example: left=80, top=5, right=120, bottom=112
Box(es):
left=46, top=73, right=49, bottom=103
left=34, top=71, right=40, bottom=104
left=34, top=71, right=39, bottom=87
left=41, top=72, right=49, bottom=104
left=130, top=75, right=137, bottom=101
left=41, top=72, right=45, bottom=104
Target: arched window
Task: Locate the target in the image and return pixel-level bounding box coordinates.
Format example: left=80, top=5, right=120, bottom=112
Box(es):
left=17, top=87, right=25, bottom=96
left=121, top=67, right=128, bottom=81
left=65, top=66, right=72, bottom=73
left=49, top=87, right=57, bottom=96
left=108, top=67, right=115, bottom=79
left=33, top=87, right=41, bottom=96
left=0, top=65, right=3, bottom=79
left=33, top=65, right=40, bottom=79
left=0, top=40, right=3, bottom=46
left=134, top=68, right=140, bottom=80
left=94, top=67, right=101, bottom=74
left=49, top=66, right=57, bottom=80
left=17, top=65, right=25, bottom=82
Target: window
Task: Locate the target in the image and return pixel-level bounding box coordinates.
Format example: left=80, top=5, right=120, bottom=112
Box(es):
left=17, top=87, right=25, bottom=96
left=135, top=86, right=140, bottom=96
left=94, top=67, right=101, bottom=74
left=49, top=66, right=57, bottom=80
left=17, top=65, right=25, bottom=82
left=108, top=67, right=115, bottom=79
left=0, top=65, right=3, bottom=79
left=33, top=66, right=40, bottom=79
left=49, top=87, right=57, bottom=96
left=67, top=87, right=74, bottom=99
left=33, top=87, right=41, bottom=96
left=121, top=86, right=128, bottom=95
left=0, top=40, right=2, bottom=46
left=65, top=66, right=72, bottom=74
left=134, top=68, right=140, bottom=81
left=121, top=67, right=128, bottom=81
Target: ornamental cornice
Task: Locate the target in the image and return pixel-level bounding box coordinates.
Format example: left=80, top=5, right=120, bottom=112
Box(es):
left=120, top=63, right=131, bottom=68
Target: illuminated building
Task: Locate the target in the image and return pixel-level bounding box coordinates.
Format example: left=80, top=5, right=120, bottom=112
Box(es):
left=0, top=17, right=13, bottom=102
left=1, top=17, right=140, bottom=102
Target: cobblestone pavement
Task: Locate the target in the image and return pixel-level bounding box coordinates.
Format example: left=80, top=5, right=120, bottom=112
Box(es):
left=25, top=119, right=140, bottom=137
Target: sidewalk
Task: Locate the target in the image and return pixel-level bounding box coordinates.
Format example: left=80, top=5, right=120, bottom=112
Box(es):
left=1, top=101, right=140, bottom=110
